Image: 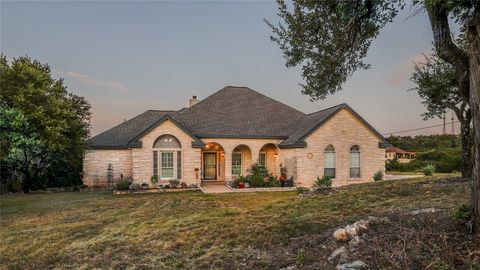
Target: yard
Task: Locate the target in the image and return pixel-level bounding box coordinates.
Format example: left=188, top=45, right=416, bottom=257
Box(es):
left=0, top=174, right=478, bottom=269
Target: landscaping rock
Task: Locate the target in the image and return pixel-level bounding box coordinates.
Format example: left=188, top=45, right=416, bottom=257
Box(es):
left=336, top=260, right=367, bottom=270
left=408, top=208, right=442, bottom=215
left=327, top=246, right=347, bottom=263
left=345, top=225, right=358, bottom=237
left=353, top=220, right=369, bottom=231
left=348, top=235, right=361, bottom=249
left=333, top=229, right=350, bottom=241
left=129, top=183, right=140, bottom=191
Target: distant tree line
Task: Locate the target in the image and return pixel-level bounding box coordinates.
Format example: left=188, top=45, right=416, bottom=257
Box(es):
left=386, top=135, right=462, bottom=173
left=0, top=55, right=91, bottom=193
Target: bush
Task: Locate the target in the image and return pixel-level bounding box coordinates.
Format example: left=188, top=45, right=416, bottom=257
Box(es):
left=296, top=187, right=309, bottom=194
left=313, top=175, right=332, bottom=189
left=0, top=176, right=23, bottom=193
left=268, top=176, right=281, bottom=187
left=248, top=174, right=265, bottom=187
left=453, top=204, right=471, bottom=221
left=422, top=164, right=436, bottom=176
left=116, top=179, right=131, bottom=190
left=169, top=179, right=180, bottom=188
left=247, top=163, right=269, bottom=178
left=373, top=170, right=384, bottom=181
left=150, top=175, right=158, bottom=185
left=180, top=182, right=188, bottom=189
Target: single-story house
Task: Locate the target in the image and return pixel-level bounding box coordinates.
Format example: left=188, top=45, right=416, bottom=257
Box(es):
left=83, top=86, right=390, bottom=188
left=385, top=147, right=416, bottom=163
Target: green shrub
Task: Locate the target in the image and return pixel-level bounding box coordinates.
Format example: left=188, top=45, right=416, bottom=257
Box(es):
left=248, top=174, right=265, bottom=187
left=247, top=163, right=269, bottom=178
left=373, top=170, right=384, bottom=181
left=422, top=164, right=436, bottom=176
left=268, top=176, right=281, bottom=187
left=453, top=204, right=471, bottom=221
left=313, top=175, right=332, bottom=189
left=150, top=175, right=158, bottom=185
left=169, top=179, right=180, bottom=188
left=116, top=179, right=131, bottom=190
left=0, top=177, right=23, bottom=193
left=296, top=187, right=309, bottom=194
left=296, top=249, right=305, bottom=267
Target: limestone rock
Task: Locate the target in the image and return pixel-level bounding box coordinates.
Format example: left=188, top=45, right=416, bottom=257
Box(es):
left=333, top=229, right=349, bottom=241
left=336, top=260, right=367, bottom=270
left=327, top=246, right=347, bottom=263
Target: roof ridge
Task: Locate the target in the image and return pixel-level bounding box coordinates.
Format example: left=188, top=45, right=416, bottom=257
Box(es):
left=305, top=103, right=346, bottom=115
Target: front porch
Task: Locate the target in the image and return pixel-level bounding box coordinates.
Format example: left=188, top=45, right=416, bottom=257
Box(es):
left=199, top=141, right=280, bottom=185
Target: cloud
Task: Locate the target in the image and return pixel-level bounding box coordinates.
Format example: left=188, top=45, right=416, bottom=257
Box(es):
left=388, top=53, right=429, bottom=88
left=54, top=69, right=127, bottom=92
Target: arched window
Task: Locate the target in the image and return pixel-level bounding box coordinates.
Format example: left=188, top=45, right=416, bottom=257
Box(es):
left=324, top=145, right=335, bottom=178
left=153, top=135, right=182, bottom=180
left=349, top=145, right=361, bottom=179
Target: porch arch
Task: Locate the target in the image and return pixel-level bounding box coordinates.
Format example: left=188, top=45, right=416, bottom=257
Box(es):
left=201, top=142, right=225, bottom=181
left=259, top=143, right=280, bottom=177
left=231, top=144, right=252, bottom=178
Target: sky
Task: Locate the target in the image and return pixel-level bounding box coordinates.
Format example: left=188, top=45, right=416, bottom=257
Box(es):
left=1, top=1, right=461, bottom=137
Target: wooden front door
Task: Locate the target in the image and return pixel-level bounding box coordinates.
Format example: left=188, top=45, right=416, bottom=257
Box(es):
left=203, top=153, right=217, bottom=180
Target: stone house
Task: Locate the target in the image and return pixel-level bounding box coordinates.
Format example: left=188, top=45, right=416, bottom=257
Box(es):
left=83, top=86, right=390, bottom=188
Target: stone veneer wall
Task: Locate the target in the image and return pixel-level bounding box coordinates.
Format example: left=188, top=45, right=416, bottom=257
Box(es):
left=294, top=108, right=386, bottom=187
left=132, top=120, right=201, bottom=186
left=83, top=149, right=132, bottom=186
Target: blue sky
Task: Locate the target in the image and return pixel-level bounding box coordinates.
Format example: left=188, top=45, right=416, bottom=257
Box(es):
left=1, top=1, right=460, bottom=137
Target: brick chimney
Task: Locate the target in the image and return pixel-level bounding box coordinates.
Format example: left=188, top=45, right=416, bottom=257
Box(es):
left=189, top=95, right=199, bottom=107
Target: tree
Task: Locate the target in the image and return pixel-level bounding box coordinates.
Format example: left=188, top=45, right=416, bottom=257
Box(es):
left=0, top=55, right=91, bottom=191
left=411, top=53, right=472, bottom=178
left=266, top=0, right=480, bottom=232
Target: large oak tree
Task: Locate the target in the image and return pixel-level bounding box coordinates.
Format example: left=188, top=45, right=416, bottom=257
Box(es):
left=266, top=0, right=480, bottom=233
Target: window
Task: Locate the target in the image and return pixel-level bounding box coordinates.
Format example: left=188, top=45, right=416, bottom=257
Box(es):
left=153, top=134, right=182, bottom=180
left=161, top=152, right=174, bottom=179
left=258, top=152, right=266, bottom=167
left=349, top=145, right=361, bottom=178
left=324, top=145, right=335, bottom=178
left=153, top=151, right=158, bottom=177
left=232, top=152, right=242, bottom=176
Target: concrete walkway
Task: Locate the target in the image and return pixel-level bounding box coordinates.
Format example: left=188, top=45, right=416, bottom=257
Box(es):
left=200, top=183, right=232, bottom=193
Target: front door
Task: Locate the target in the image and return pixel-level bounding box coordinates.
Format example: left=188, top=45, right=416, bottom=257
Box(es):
left=203, top=153, right=217, bottom=180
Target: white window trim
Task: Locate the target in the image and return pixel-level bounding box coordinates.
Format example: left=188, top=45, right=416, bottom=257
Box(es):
left=349, top=149, right=361, bottom=180
left=324, top=149, right=336, bottom=179
left=259, top=151, right=267, bottom=167
left=232, top=151, right=242, bottom=176
left=154, top=148, right=181, bottom=180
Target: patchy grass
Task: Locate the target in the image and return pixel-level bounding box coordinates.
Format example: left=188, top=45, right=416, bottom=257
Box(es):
left=0, top=174, right=474, bottom=269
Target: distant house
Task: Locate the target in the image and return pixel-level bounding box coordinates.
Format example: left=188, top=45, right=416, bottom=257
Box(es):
left=385, top=147, right=416, bottom=163
left=83, top=86, right=390, bottom=188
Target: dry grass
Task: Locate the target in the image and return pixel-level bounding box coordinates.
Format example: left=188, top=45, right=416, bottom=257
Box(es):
left=0, top=174, right=473, bottom=269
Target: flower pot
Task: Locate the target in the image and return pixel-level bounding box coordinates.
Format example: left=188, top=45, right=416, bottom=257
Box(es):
left=239, top=182, right=245, bottom=189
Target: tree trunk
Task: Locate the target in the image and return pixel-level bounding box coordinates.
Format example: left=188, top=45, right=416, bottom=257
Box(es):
left=460, top=116, right=473, bottom=178
left=468, top=9, right=480, bottom=234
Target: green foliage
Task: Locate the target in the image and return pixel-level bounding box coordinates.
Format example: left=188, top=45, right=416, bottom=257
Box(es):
left=296, top=249, right=305, bottom=267
left=246, top=163, right=268, bottom=178
left=248, top=174, right=265, bottom=188
left=422, top=164, right=436, bottom=176
left=373, top=170, right=384, bottom=181
left=150, top=175, right=158, bottom=185
left=116, top=179, right=131, bottom=190
left=169, top=179, right=180, bottom=188
left=387, top=135, right=460, bottom=152
left=0, top=55, right=91, bottom=191
left=453, top=203, right=471, bottom=221
left=296, top=187, right=309, bottom=194
left=313, top=175, right=332, bottom=190
left=266, top=1, right=402, bottom=100
left=268, top=176, right=281, bottom=187
left=0, top=176, right=23, bottom=194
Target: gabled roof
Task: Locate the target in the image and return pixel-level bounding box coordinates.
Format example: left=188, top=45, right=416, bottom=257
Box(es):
left=278, top=103, right=389, bottom=148
left=87, top=86, right=390, bottom=149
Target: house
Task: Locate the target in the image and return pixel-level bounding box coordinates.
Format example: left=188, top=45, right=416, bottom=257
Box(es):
left=385, top=147, right=416, bottom=163
left=83, top=86, right=390, bottom=188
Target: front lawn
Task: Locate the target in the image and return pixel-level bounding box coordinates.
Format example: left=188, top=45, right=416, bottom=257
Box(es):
left=0, top=174, right=474, bottom=269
